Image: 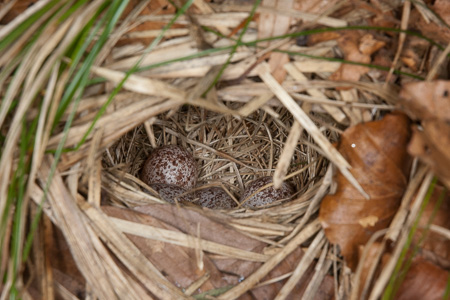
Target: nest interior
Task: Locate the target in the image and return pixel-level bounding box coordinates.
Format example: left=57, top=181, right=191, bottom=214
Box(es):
left=104, top=104, right=331, bottom=207
left=2, top=0, right=449, bottom=299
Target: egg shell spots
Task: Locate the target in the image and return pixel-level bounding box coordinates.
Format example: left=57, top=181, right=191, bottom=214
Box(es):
left=150, top=183, right=194, bottom=204
left=195, top=187, right=236, bottom=209
left=140, top=145, right=197, bottom=189
left=240, top=176, right=295, bottom=208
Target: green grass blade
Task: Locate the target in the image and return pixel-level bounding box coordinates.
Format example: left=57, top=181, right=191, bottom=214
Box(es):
left=53, top=0, right=119, bottom=129
left=382, top=178, right=438, bottom=299
left=54, top=0, right=195, bottom=153
left=203, top=0, right=261, bottom=95
left=0, top=0, right=61, bottom=52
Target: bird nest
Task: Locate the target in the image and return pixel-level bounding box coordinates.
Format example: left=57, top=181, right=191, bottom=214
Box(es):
left=3, top=0, right=449, bottom=299
left=32, top=7, right=344, bottom=298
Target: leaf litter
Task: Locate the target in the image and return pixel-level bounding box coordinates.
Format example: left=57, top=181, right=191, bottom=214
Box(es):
left=1, top=0, right=450, bottom=299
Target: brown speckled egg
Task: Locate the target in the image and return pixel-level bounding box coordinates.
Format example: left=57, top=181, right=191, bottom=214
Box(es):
left=150, top=183, right=194, bottom=204
left=141, top=145, right=197, bottom=189
left=240, top=176, right=295, bottom=208
left=195, top=187, right=237, bottom=209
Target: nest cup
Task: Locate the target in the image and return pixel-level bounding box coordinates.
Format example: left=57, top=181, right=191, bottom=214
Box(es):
left=96, top=93, right=334, bottom=296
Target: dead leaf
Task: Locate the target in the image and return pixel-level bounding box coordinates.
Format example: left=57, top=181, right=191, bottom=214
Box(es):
left=33, top=220, right=86, bottom=299
left=107, top=204, right=330, bottom=298
left=307, top=31, right=341, bottom=45
left=359, top=34, right=386, bottom=55
left=118, top=0, right=179, bottom=46
left=393, top=256, right=449, bottom=300
left=372, top=48, right=396, bottom=82
left=399, top=81, right=450, bottom=122
left=409, top=0, right=450, bottom=45
left=319, top=113, right=411, bottom=269
left=356, top=242, right=389, bottom=299
left=401, top=48, right=420, bottom=72
left=246, top=248, right=333, bottom=300
left=251, top=249, right=309, bottom=300
left=408, top=124, right=450, bottom=190
left=138, top=205, right=335, bottom=298
left=399, top=36, right=430, bottom=72
left=367, top=2, right=398, bottom=34
left=399, top=80, right=450, bottom=189
left=413, top=183, right=450, bottom=269
left=103, top=205, right=235, bottom=295
left=0, top=0, right=37, bottom=24
left=329, top=31, right=372, bottom=88
left=357, top=243, right=450, bottom=300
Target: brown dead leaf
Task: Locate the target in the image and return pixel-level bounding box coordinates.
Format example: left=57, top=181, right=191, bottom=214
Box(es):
left=329, top=31, right=372, bottom=88
left=400, top=36, right=430, bottom=72
left=112, top=204, right=331, bottom=298
left=356, top=242, right=389, bottom=299
left=135, top=204, right=264, bottom=284
left=409, top=0, right=450, bottom=45
left=357, top=243, right=450, bottom=300
left=393, top=256, right=449, bottom=300
left=319, top=113, right=411, bottom=269
left=372, top=48, right=396, bottom=82
left=27, top=215, right=86, bottom=299
left=401, top=48, right=420, bottom=72
left=413, top=183, right=450, bottom=269
left=367, top=1, right=398, bottom=34
left=48, top=225, right=86, bottom=296
left=135, top=205, right=330, bottom=299
left=408, top=124, right=450, bottom=189
left=399, top=80, right=450, bottom=189
left=399, top=81, right=450, bottom=123
left=250, top=249, right=333, bottom=300
left=359, top=34, right=386, bottom=55
left=118, top=0, right=179, bottom=46
left=307, top=31, right=341, bottom=45
left=0, top=0, right=37, bottom=24
left=103, top=205, right=235, bottom=295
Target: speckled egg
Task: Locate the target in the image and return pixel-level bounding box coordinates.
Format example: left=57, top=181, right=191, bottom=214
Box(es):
left=140, top=145, right=197, bottom=189
left=240, top=176, right=295, bottom=208
left=195, top=187, right=237, bottom=209
left=150, top=183, right=194, bottom=204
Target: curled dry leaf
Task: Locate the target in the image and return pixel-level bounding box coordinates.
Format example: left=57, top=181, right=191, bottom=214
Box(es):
left=399, top=80, right=450, bottom=189
left=319, top=113, right=411, bottom=269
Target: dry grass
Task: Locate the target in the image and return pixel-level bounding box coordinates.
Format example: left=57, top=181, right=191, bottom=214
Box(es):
left=1, top=0, right=448, bottom=299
